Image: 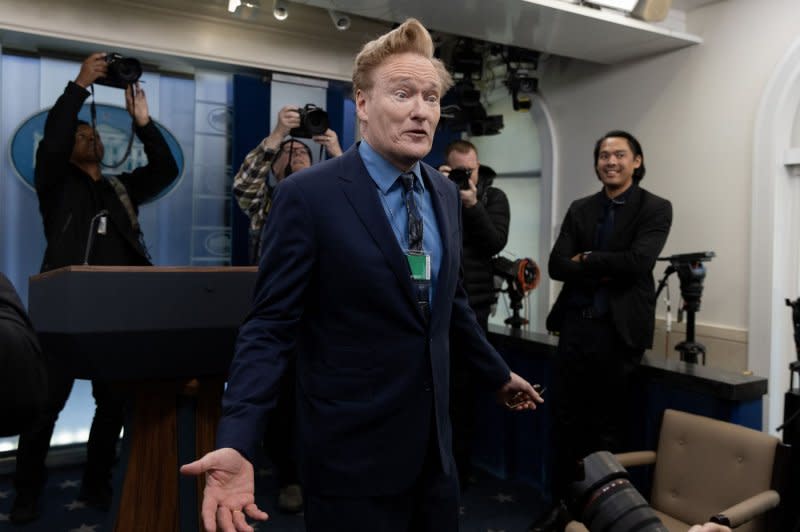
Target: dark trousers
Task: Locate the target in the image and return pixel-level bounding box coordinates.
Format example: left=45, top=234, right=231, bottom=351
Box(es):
left=304, top=419, right=460, bottom=532
left=14, top=355, right=126, bottom=498
left=550, top=310, right=642, bottom=501
left=449, top=306, right=490, bottom=489
left=263, top=358, right=299, bottom=487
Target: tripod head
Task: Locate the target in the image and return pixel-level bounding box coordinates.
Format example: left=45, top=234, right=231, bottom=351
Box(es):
left=655, top=251, right=715, bottom=364
left=657, top=251, right=715, bottom=311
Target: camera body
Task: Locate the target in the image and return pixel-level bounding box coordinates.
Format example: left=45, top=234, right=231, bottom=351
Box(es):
left=290, top=104, right=329, bottom=138
left=448, top=167, right=472, bottom=190
left=95, top=53, right=143, bottom=89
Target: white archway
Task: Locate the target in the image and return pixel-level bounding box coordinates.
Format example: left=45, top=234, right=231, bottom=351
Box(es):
left=531, top=94, right=558, bottom=332
left=749, top=35, right=800, bottom=433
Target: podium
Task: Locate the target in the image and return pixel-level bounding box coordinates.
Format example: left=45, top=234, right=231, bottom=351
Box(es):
left=29, top=266, right=258, bottom=532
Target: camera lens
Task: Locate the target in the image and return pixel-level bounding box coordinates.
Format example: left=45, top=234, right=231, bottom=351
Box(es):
left=116, top=58, right=142, bottom=83
left=569, top=451, right=667, bottom=532
left=305, top=108, right=329, bottom=136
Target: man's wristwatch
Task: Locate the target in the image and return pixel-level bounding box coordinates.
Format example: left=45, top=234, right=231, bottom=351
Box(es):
left=581, top=251, right=592, bottom=262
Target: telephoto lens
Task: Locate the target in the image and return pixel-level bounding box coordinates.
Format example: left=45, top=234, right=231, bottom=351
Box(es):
left=568, top=451, right=667, bottom=532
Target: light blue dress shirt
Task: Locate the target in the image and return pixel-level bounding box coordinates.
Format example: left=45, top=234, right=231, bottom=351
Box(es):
left=358, top=140, right=443, bottom=305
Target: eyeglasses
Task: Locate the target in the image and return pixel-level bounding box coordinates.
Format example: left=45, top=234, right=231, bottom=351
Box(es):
left=281, top=147, right=310, bottom=157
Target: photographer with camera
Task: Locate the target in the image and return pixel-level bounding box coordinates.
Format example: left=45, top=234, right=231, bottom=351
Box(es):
left=10, top=52, right=178, bottom=524
left=530, top=131, right=672, bottom=532
left=439, top=139, right=510, bottom=491
left=233, top=104, right=343, bottom=263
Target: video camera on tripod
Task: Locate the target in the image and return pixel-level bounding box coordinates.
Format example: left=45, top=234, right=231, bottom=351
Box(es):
left=655, top=251, right=715, bottom=364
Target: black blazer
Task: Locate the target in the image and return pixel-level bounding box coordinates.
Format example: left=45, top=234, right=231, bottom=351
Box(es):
left=546, top=185, right=672, bottom=350
left=217, top=145, right=511, bottom=496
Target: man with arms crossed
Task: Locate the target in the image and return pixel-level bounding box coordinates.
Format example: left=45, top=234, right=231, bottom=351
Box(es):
left=182, top=18, right=542, bottom=532
left=531, top=130, right=672, bottom=531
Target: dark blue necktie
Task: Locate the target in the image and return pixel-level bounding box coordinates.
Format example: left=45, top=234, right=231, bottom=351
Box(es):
left=400, top=172, right=423, bottom=252
left=399, top=172, right=430, bottom=320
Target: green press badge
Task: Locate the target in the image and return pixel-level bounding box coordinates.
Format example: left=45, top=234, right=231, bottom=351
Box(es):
left=406, top=252, right=431, bottom=281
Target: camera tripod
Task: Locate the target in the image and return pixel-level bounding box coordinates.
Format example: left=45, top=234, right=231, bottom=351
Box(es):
left=655, top=252, right=714, bottom=365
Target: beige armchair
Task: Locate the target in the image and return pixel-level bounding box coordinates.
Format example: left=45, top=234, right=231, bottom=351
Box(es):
left=567, top=409, right=787, bottom=532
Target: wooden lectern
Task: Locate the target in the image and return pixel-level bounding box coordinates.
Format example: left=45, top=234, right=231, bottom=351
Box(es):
left=29, top=266, right=258, bottom=532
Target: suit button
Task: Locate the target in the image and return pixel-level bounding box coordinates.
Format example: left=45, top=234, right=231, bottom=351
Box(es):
left=424, top=381, right=432, bottom=392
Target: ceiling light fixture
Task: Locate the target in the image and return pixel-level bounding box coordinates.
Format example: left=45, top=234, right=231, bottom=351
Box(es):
left=328, top=9, right=351, bottom=31
left=273, top=0, right=289, bottom=21
left=227, top=0, right=241, bottom=13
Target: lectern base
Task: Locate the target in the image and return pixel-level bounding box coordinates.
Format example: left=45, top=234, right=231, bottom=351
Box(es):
left=113, top=378, right=223, bottom=532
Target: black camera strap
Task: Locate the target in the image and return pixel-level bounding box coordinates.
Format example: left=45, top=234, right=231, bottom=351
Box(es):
left=89, top=83, right=137, bottom=169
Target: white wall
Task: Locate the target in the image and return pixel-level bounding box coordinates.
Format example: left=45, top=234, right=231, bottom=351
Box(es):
left=541, top=0, right=800, bottom=335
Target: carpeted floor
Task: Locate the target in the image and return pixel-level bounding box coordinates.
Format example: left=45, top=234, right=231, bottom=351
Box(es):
left=0, top=459, right=546, bottom=531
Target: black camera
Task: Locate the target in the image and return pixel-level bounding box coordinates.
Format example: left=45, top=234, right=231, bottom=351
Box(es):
left=96, top=53, right=143, bottom=89
left=448, top=167, right=472, bottom=190
left=568, top=451, right=667, bottom=532
left=290, top=104, right=329, bottom=138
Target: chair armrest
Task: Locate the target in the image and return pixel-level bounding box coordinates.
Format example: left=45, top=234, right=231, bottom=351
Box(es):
left=615, top=451, right=656, bottom=468
left=712, top=490, right=780, bottom=528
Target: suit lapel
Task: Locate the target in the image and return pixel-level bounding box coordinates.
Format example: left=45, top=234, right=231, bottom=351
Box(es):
left=337, top=147, right=421, bottom=313
left=421, top=164, right=454, bottom=325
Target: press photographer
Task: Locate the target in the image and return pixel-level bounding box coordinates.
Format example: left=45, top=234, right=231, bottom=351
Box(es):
left=233, top=104, right=343, bottom=263
left=10, top=51, right=178, bottom=524
left=439, top=139, right=510, bottom=491
left=230, top=103, right=342, bottom=514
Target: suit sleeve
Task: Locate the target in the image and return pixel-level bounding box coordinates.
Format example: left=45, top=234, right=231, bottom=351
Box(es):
left=450, top=192, right=511, bottom=391
left=216, top=179, right=316, bottom=460
left=548, top=202, right=587, bottom=283
left=582, top=198, right=673, bottom=278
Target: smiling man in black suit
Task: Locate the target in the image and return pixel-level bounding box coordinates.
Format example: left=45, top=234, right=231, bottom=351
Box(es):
left=531, top=130, right=672, bottom=531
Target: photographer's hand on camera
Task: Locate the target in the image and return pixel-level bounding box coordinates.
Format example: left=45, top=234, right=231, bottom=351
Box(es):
left=261, top=105, right=302, bottom=152
left=75, top=52, right=108, bottom=89
left=459, top=179, right=478, bottom=208
left=312, top=128, right=343, bottom=157
left=125, top=82, right=151, bottom=127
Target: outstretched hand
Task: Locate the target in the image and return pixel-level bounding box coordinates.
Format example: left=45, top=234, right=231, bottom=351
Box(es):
left=496, top=371, right=544, bottom=411
left=180, top=447, right=269, bottom=532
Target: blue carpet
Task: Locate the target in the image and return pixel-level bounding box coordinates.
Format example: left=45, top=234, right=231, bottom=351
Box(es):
left=0, top=460, right=545, bottom=531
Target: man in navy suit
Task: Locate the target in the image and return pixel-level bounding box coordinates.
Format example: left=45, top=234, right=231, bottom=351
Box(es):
left=182, top=18, right=542, bottom=532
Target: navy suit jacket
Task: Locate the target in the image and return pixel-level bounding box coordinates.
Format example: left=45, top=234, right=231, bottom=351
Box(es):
left=217, top=145, right=511, bottom=496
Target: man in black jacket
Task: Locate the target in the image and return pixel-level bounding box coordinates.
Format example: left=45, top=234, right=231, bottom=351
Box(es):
left=11, top=52, right=178, bottom=524
left=440, top=139, right=510, bottom=490
left=0, top=273, right=47, bottom=438
left=530, top=130, right=672, bottom=531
